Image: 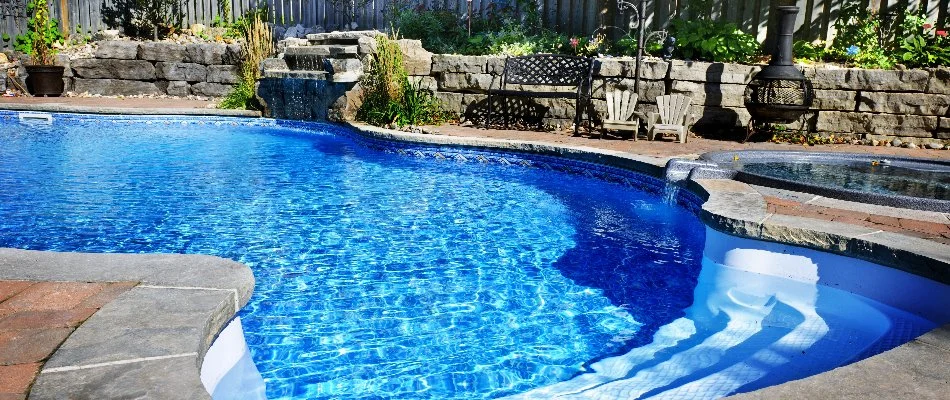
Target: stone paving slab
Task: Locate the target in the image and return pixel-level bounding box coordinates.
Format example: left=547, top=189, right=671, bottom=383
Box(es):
left=0, top=250, right=253, bottom=307
left=30, top=356, right=209, bottom=400
left=730, top=325, right=950, bottom=400
left=0, top=250, right=254, bottom=400
left=0, top=98, right=259, bottom=117
left=44, top=287, right=234, bottom=369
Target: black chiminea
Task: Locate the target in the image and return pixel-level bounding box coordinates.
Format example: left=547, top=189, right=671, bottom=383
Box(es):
left=744, top=6, right=813, bottom=125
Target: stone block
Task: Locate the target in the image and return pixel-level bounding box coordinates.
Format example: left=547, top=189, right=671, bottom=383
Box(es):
left=692, top=106, right=752, bottom=130
left=185, top=43, right=228, bottom=65
left=207, top=65, right=240, bottom=84
left=155, top=62, right=208, bottom=82
left=438, top=72, right=496, bottom=93
left=816, top=111, right=937, bottom=137
left=328, top=58, right=363, bottom=83
left=669, top=60, right=760, bottom=84
left=670, top=80, right=745, bottom=107
left=166, top=81, right=191, bottom=96
left=596, top=58, right=669, bottom=80
left=260, top=58, right=289, bottom=72
left=70, top=59, right=156, bottom=80
left=397, top=39, right=432, bottom=76
left=928, top=68, right=950, bottom=94
left=137, top=42, right=186, bottom=62
left=858, top=92, right=950, bottom=115
left=408, top=76, right=437, bottom=91
left=277, top=38, right=309, bottom=54
left=191, top=82, right=233, bottom=97
left=223, top=44, right=243, bottom=65
left=591, top=79, right=665, bottom=103
left=94, top=41, right=139, bottom=59
left=805, top=67, right=929, bottom=91
left=356, top=36, right=377, bottom=55
left=486, top=57, right=506, bottom=75
left=73, top=78, right=161, bottom=96
left=812, top=89, right=856, bottom=111
left=434, top=92, right=465, bottom=115
left=431, top=55, right=488, bottom=74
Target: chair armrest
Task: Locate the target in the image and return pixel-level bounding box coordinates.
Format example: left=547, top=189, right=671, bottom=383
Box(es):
left=645, top=112, right=659, bottom=130
left=686, top=113, right=699, bottom=129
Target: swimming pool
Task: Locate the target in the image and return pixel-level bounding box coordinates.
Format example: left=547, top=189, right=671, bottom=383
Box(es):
left=0, top=112, right=946, bottom=399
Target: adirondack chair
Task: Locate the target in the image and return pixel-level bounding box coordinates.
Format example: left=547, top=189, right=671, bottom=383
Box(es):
left=602, top=87, right=647, bottom=140
left=646, top=94, right=697, bottom=143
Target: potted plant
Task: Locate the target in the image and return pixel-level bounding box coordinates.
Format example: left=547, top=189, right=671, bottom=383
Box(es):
left=21, top=0, right=65, bottom=96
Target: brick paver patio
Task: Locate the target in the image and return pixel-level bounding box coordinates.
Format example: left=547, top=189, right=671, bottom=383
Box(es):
left=0, top=281, right=135, bottom=400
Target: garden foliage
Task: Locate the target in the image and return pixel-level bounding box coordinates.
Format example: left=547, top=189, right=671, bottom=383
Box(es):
left=101, top=0, right=184, bottom=40
left=357, top=35, right=446, bottom=127
left=667, top=18, right=761, bottom=63
left=793, top=1, right=949, bottom=68
left=221, top=11, right=274, bottom=110
left=14, top=0, right=63, bottom=65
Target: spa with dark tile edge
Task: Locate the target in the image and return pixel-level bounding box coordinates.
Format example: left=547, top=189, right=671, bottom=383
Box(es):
left=699, top=150, right=950, bottom=213
left=0, top=111, right=946, bottom=398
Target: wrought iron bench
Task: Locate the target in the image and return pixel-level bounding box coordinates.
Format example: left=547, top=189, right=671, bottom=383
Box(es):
left=486, top=54, right=594, bottom=135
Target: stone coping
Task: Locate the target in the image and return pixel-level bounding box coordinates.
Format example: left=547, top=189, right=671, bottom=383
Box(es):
left=0, top=102, right=260, bottom=117
left=0, top=249, right=254, bottom=399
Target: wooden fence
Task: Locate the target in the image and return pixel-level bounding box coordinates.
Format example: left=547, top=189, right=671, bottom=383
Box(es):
left=1, top=0, right=948, bottom=48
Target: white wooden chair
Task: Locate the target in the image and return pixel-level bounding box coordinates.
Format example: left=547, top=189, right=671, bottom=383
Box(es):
left=602, top=87, right=646, bottom=140
left=646, top=94, right=697, bottom=143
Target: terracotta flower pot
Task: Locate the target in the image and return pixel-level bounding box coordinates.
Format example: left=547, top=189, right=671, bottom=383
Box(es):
left=25, top=65, right=65, bottom=97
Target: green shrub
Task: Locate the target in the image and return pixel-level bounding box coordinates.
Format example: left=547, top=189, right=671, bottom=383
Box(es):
left=15, top=0, right=64, bottom=65
left=792, top=40, right=828, bottom=63
left=392, top=7, right=472, bottom=54
left=827, top=1, right=895, bottom=69
left=220, top=11, right=273, bottom=109
left=897, top=12, right=949, bottom=68
left=668, top=18, right=760, bottom=63
left=357, top=35, right=446, bottom=127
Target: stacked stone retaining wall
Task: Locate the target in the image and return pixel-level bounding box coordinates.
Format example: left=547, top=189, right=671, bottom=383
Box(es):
left=415, top=55, right=950, bottom=144
left=52, top=40, right=242, bottom=97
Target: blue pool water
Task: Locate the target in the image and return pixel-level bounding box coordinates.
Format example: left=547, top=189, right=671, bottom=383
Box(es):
left=1, top=115, right=946, bottom=399
left=0, top=117, right=704, bottom=398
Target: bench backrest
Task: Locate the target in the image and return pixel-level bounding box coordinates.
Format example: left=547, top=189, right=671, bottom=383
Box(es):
left=503, top=54, right=593, bottom=87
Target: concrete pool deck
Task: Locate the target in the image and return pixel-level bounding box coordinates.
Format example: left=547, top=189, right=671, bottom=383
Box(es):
left=0, top=98, right=948, bottom=399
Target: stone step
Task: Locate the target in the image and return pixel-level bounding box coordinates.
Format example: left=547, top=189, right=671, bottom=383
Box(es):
left=262, top=70, right=328, bottom=80
left=305, top=30, right=383, bottom=43
left=284, top=45, right=358, bottom=57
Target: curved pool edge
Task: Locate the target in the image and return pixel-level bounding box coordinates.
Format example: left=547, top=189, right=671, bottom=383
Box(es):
left=0, top=111, right=947, bottom=398
left=346, top=123, right=950, bottom=398
left=0, top=248, right=254, bottom=399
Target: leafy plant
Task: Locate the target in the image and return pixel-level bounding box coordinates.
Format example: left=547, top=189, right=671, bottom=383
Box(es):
left=668, top=18, right=760, bottom=63
left=221, top=12, right=273, bottom=109
left=391, top=6, right=471, bottom=54
left=357, top=34, right=446, bottom=127
left=101, top=0, right=184, bottom=40
left=15, top=0, right=63, bottom=65
left=897, top=13, right=949, bottom=68
left=793, top=40, right=828, bottom=63
left=828, top=1, right=895, bottom=69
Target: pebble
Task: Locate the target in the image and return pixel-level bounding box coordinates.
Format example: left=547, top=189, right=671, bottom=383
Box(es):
left=890, top=138, right=903, bottom=147
left=926, top=142, right=945, bottom=150
left=871, top=139, right=880, bottom=146
left=905, top=142, right=918, bottom=149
